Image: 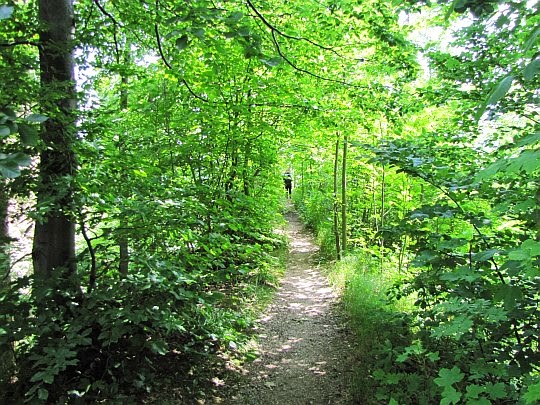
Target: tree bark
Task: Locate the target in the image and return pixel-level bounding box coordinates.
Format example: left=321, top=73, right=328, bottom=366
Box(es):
left=32, top=0, right=77, bottom=277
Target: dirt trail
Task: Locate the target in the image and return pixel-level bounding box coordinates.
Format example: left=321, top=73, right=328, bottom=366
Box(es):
left=230, top=209, right=355, bottom=404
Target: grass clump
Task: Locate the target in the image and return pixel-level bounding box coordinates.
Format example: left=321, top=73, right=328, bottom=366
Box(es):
left=328, top=253, right=413, bottom=404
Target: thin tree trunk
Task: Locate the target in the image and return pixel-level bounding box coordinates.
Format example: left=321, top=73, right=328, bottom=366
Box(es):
left=333, top=136, right=341, bottom=260
left=341, top=134, right=347, bottom=257
left=379, top=164, right=386, bottom=271
left=535, top=186, right=540, bottom=242
left=33, top=0, right=77, bottom=277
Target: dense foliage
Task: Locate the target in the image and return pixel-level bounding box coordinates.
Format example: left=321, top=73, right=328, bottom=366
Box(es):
left=0, top=0, right=538, bottom=403
left=294, top=1, right=539, bottom=404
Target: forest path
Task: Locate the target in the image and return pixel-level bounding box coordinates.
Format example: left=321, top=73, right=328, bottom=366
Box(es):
left=230, top=207, right=356, bottom=404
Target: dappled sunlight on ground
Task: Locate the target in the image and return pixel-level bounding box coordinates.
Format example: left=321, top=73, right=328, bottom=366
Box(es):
left=231, top=211, right=354, bottom=404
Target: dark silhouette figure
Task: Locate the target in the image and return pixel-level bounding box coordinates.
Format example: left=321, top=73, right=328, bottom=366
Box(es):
left=283, top=173, right=292, bottom=198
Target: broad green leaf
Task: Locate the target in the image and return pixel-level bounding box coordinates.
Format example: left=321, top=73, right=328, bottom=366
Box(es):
left=260, top=57, right=282, bottom=67
left=9, top=152, right=31, bottom=167
left=238, top=26, right=250, bottom=37
left=38, top=388, right=49, bottom=401
left=508, top=239, right=540, bottom=260
left=176, top=35, right=189, bottom=51
left=476, top=75, right=514, bottom=121
left=18, top=123, right=38, bottom=146
left=191, top=27, right=205, bottom=40
left=0, top=159, right=21, bottom=178
left=466, top=384, right=486, bottom=399
left=506, top=150, right=540, bottom=175
left=473, top=249, right=500, bottom=262
left=434, top=366, right=464, bottom=388
left=0, top=4, right=14, bottom=20
left=226, top=11, right=243, bottom=24
left=0, top=125, right=10, bottom=137
left=148, top=340, right=168, bottom=355
left=524, top=381, right=540, bottom=404
left=494, top=284, right=523, bottom=310
left=25, top=113, right=48, bottom=123
left=440, top=386, right=461, bottom=405
left=524, top=26, right=540, bottom=52
left=524, top=59, right=540, bottom=81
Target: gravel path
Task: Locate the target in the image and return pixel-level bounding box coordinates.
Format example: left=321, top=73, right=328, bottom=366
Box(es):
left=230, top=210, right=355, bottom=404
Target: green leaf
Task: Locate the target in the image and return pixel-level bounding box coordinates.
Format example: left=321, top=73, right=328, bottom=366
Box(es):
left=508, top=239, right=540, bottom=260
left=524, top=26, right=540, bottom=52
left=18, top=123, right=38, bottom=146
left=524, top=381, right=540, bottom=404
left=10, top=152, right=31, bottom=166
left=238, top=26, right=250, bottom=37
left=226, top=11, right=243, bottom=24
left=260, top=57, right=282, bottom=67
left=0, top=159, right=21, bottom=178
left=440, top=386, right=461, bottom=405
left=476, top=75, right=514, bottom=121
left=0, top=4, right=14, bottom=20
left=494, top=284, right=523, bottom=310
left=176, top=35, right=189, bottom=51
left=524, top=59, right=540, bottom=81
left=25, top=113, right=48, bottom=123
left=466, top=384, right=486, bottom=399
left=148, top=340, right=168, bottom=355
left=191, top=27, right=205, bottom=40
left=38, top=388, right=49, bottom=401
left=434, top=366, right=464, bottom=388
left=0, top=125, right=10, bottom=137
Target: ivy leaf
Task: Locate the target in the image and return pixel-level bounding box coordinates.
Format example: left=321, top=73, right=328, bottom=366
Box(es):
left=18, top=123, right=39, bottom=146
left=476, top=75, right=514, bottom=121
left=0, top=4, right=14, bottom=20
left=176, top=35, right=189, bottom=51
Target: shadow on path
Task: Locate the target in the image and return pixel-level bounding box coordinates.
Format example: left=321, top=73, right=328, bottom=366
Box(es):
left=231, top=210, right=355, bottom=405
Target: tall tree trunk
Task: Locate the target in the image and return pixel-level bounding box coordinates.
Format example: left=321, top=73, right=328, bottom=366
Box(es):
left=341, top=134, right=347, bottom=257
left=333, top=136, right=341, bottom=260
left=32, top=0, right=77, bottom=277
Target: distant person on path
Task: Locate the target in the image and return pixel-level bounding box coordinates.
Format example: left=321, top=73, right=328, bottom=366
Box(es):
left=283, top=172, right=292, bottom=198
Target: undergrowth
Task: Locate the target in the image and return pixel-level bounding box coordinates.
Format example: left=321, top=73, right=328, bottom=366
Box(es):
left=327, top=253, right=414, bottom=404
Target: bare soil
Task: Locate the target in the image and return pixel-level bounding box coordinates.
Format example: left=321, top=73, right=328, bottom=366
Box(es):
left=227, top=209, right=356, bottom=404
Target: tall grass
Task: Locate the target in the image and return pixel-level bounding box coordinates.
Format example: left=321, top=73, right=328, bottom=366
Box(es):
left=327, top=252, right=413, bottom=403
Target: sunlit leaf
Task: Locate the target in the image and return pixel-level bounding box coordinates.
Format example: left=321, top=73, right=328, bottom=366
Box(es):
left=475, top=75, right=514, bottom=121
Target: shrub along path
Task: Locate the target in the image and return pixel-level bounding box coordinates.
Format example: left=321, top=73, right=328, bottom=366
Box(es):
left=230, top=208, right=356, bottom=404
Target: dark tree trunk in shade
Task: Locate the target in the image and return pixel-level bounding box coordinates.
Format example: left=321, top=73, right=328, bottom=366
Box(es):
left=32, top=0, right=77, bottom=276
